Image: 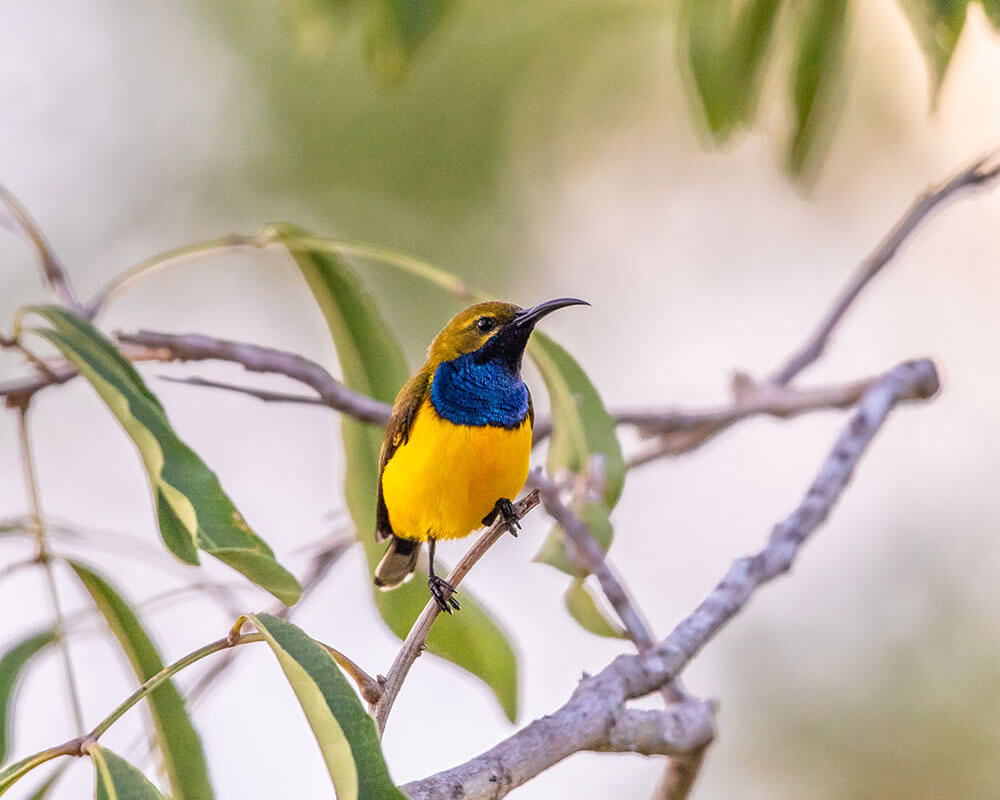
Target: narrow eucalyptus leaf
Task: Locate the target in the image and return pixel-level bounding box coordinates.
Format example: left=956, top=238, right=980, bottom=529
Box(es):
left=25, top=305, right=301, bottom=605
left=0, top=630, right=55, bottom=765
left=69, top=562, right=213, bottom=800
left=250, top=614, right=406, bottom=800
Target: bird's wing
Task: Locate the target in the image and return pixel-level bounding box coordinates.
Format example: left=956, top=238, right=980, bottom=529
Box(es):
left=375, top=370, right=429, bottom=542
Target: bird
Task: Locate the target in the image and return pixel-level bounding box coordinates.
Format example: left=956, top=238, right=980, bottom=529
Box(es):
left=373, top=297, right=588, bottom=613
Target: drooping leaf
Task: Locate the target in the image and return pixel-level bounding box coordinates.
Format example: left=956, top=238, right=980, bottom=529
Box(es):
left=899, top=0, right=969, bottom=94
left=682, top=0, right=783, bottom=138
left=275, top=223, right=519, bottom=721
left=564, top=578, right=626, bottom=640
left=249, top=614, right=406, bottom=800
left=787, top=0, right=850, bottom=176
left=0, top=751, right=63, bottom=796
left=528, top=332, right=625, bottom=578
left=0, top=630, right=55, bottom=765
left=87, top=745, right=165, bottom=800
left=367, top=0, right=453, bottom=83
left=68, top=562, right=213, bottom=800
left=24, top=305, right=301, bottom=605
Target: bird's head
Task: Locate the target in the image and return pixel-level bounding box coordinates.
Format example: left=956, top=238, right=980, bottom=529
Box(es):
left=428, top=298, right=589, bottom=371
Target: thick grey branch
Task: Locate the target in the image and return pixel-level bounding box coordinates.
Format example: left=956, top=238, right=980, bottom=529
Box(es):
left=770, top=150, right=1000, bottom=386
left=402, top=358, right=938, bottom=800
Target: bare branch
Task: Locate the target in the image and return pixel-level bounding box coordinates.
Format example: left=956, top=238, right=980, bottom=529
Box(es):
left=372, top=491, right=541, bottom=734
left=115, top=329, right=392, bottom=424
left=403, top=358, right=938, bottom=799
left=626, top=374, right=872, bottom=467
left=0, top=182, right=84, bottom=314
left=156, top=375, right=326, bottom=406
left=770, top=150, right=1000, bottom=386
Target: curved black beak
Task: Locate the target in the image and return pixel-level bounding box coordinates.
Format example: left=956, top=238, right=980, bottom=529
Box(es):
left=512, top=297, right=590, bottom=330
left=476, top=297, right=589, bottom=369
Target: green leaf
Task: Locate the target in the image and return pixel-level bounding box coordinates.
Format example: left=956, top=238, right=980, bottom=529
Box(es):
left=682, top=0, right=783, bottom=138
left=0, top=751, right=62, bottom=796
left=24, top=305, right=301, bottom=605
left=88, top=745, right=165, bottom=800
left=787, top=0, right=850, bottom=176
left=68, top=562, right=213, bottom=800
left=528, top=332, right=625, bottom=577
left=900, top=0, right=969, bottom=93
left=0, top=630, right=56, bottom=765
left=276, top=223, right=519, bottom=722
left=564, top=578, right=626, bottom=639
left=249, top=614, right=406, bottom=800
left=981, top=0, right=1000, bottom=26
left=367, top=0, right=453, bottom=83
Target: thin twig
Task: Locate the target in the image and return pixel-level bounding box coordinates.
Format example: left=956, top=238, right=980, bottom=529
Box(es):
left=157, top=375, right=326, bottom=406
left=0, top=182, right=84, bottom=314
left=115, top=330, right=392, bottom=425
left=626, top=374, right=872, bottom=467
left=371, top=490, right=541, bottom=734
left=15, top=404, right=86, bottom=735
left=403, top=358, right=939, bottom=800
left=770, top=150, right=1000, bottom=386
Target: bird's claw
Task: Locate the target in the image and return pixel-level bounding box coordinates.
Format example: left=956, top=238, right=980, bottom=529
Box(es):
left=483, top=498, right=522, bottom=537
left=428, top=575, right=461, bottom=614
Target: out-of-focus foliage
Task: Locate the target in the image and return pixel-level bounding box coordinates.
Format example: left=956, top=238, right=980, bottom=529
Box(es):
left=280, top=0, right=1000, bottom=178
left=0, top=631, right=55, bottom=765
left=69, top=562, right=212, bottom=800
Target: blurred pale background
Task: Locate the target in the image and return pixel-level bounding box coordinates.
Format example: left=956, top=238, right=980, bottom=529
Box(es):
left=2, top=1, right=1000, bottom=798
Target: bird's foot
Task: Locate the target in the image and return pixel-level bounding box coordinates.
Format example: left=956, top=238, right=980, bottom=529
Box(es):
left=482, top=498, right=522, bottom=537
left=428, top=575, right=461, bottom=614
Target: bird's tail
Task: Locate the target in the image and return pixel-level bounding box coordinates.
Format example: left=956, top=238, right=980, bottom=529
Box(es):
left=374, top=536, right=420, bottom=589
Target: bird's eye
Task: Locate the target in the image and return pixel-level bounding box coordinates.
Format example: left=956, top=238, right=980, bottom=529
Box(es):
left=475, top=316, right=496, bottom=333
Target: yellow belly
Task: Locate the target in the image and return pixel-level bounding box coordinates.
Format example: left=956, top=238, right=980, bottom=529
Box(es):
left=381, top=400, right=532, bottom=541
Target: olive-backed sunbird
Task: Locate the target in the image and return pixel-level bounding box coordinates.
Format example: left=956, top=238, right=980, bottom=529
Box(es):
left=373, top=297, right=588, bottom=613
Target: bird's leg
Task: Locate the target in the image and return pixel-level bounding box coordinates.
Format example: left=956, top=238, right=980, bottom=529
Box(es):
left=427, top=537, right=460, bottom=614
left=482, top=497, right=522, bottom=537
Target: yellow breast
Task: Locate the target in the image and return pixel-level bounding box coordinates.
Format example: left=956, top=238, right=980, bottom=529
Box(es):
left=380, top=399, right=532, bottom=541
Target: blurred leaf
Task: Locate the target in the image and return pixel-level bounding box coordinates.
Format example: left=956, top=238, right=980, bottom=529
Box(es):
left=787, top=0, right=850, bottom=176
left=564, top=578, right=626, bottom=639
left=980, top=0, right=1000, bottom=25
left=88, top=745, right=164, bottom=800
left=533, top=501, right=613, bottom=577
left=0, top=752, right=63, bottom=796
left=682, top=0, right=783, bottom=138
left=900, top=0, right=969, bottom=93
left=276, top=224, right=519, bottom=721
left=68, top=562, right=213, bottom=800
left=249, top=614, right=406, bottom=799
left=23, top=764, right=66, bottom=800
left=367, top=0, right=453, bottom=82
left=25, top=305, right=301, bottom=605
left=0, top=630, right=56, bottom=765
left=528, top=332, right=625, bottom=579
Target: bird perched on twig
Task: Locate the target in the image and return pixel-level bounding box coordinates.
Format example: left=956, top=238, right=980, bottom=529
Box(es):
left=374, top=297, right=588, bottom=613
